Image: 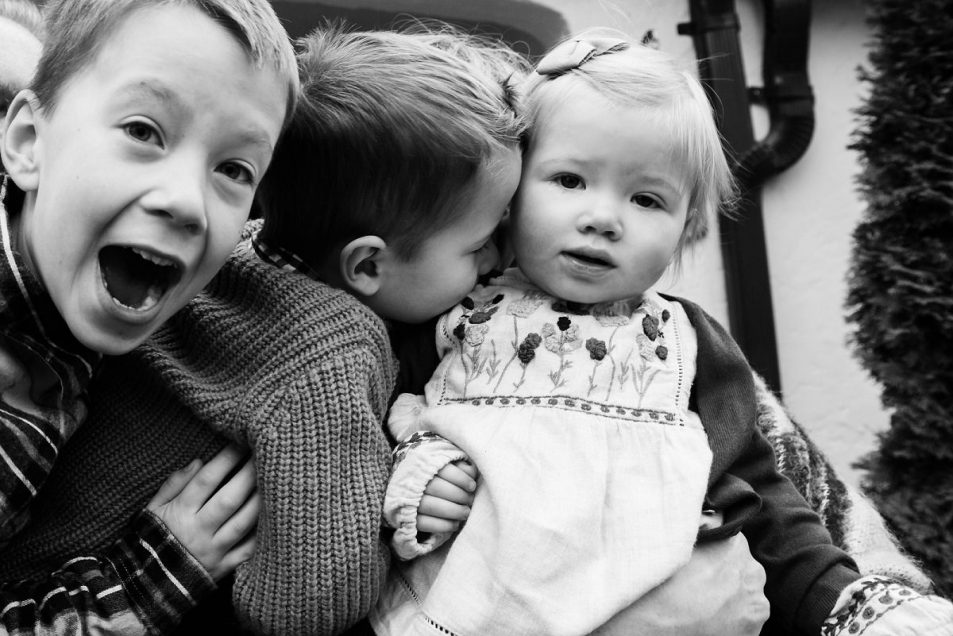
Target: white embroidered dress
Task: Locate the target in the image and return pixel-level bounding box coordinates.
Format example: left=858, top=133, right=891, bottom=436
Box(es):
left=372, top=269, right=713, bottom=636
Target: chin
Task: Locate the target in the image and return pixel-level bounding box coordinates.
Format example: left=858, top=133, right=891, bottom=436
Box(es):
left=73, top=325, right=150, bottom=356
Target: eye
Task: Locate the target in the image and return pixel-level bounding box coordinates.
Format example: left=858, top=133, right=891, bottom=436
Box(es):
left=632, top=193, right=663, bottom=209
left=217, top=161, right=255, bottom=185
left=556, top=174, right=584, bottom=190
left=124, top=120, right=162, bottom=146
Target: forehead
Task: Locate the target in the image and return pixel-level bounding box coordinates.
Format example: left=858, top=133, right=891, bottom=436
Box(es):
left=536, top=85, right=692, bottom=180
left=56, top=3, right=285, bottom=141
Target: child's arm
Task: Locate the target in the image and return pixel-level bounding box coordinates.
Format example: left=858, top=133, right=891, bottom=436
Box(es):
left=0, top=444, right=257, bottom=635
left=228, top=350, right=394, bottom=636
left=382, top=394, right=476, bottom=560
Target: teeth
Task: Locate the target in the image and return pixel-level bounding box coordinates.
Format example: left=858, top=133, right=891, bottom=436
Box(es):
left=131, top=247, right=175, bottom=267
left=112, top=283, right=163, bottom=312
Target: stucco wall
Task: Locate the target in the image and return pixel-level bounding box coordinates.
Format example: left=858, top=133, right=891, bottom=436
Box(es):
left=543, top=0, right=882, bottom=487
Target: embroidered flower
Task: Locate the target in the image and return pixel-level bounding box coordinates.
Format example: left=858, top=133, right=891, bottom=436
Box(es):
left=542, top=321, right=581, bottom=354
left=517, top=332, right=542, bottom=364
left=642, top=314, right=660, bottom=341
left=586, top=338, right=607, bottom=361
left=507, top=290, right=547, bottom=317
left=464, top=322, right=489, bottom=347
left=636, top=334, right=656, bottom=360
left=469, top=305, right=498, bottom=324
left=453, top=323, right=466, bottom=341
left=656, top=345, right=668, bottom=360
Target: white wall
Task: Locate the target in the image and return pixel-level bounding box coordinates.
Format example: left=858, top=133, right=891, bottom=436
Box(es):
left=541, top=0, right=883, bottom=487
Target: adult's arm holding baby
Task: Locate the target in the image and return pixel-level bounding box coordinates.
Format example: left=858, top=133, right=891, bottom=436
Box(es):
left=0, top=444, right=257, bottom=635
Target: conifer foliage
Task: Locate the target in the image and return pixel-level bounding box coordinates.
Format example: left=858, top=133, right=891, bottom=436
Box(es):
left=847, top=0, right=953, bottom=597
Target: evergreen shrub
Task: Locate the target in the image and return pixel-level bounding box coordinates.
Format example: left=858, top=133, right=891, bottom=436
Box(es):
left=847, top=0, right=953, bottom=598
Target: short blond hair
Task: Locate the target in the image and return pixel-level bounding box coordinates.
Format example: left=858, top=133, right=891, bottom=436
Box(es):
left=33, top=0, right=299, bottom=124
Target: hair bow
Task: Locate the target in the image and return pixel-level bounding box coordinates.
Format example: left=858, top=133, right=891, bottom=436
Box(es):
left=536, top=30, right=630, bottom=77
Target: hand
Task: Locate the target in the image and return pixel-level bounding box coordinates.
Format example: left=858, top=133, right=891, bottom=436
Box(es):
left=593, top=533, right=769, bottom=636
left=417, top=460, right=477, bottom=534
left=147, top=444, right=261, bottom=582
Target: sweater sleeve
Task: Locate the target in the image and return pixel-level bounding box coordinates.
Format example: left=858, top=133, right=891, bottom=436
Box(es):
left=0, top=511, right=215, bottom=635
left=231, top=349, right=394, bottom=636
left=676, top=295, right=861, bottom=634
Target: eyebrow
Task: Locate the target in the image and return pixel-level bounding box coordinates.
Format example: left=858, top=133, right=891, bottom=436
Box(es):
left=114, top=81, right=275, bottom=155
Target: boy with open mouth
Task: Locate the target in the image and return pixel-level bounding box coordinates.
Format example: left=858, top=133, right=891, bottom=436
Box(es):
left=0, top=0, right=298, bottom=631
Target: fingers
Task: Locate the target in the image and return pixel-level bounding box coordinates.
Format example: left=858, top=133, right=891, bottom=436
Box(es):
left=417, top=513, right=463, bottom=535
left=418, top=493, right=470, bottom=524
left=147, top=459, right=201, bottom=510
left=215, top=489, right=261, bottom=548
left=199, top=454, right=257, bottom=531
left=207, top=531, right=258, bottom=582
left=425, top=463, right=476, bottom=501
left=175, top=444, right=249, bottom=511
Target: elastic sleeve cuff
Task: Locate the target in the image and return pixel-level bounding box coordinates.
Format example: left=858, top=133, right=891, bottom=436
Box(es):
left=105, top=511, right=216, bottom=635
left=383, top=436, right=468, bottom=561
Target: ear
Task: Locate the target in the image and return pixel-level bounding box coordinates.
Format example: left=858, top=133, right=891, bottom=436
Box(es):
left=339, top=235, right=387, bottom=297
left=1, top=90, right=42, bottom=192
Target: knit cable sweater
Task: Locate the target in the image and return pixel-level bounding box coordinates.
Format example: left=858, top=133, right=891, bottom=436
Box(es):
left=0, top=229, right=397, bottom=635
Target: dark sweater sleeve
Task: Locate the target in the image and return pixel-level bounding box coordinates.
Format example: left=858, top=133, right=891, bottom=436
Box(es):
left=670, top=294, right=860, bottom=634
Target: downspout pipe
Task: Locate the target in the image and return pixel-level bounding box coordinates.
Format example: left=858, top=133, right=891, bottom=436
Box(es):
left=678, top=0, right=815, bottom=393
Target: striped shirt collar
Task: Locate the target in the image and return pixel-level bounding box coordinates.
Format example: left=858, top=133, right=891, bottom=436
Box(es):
left=252, top=234, right=323, bottom=283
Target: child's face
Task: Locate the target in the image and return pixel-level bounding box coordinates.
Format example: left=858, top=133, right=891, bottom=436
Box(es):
left=10, top=4, right=287, bottom=354
left=511, top=85, right=689, bottom=304
left=371, top=146, right=522, bottom=324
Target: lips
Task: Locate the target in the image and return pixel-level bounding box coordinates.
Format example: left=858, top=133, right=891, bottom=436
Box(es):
left=564, top=249, right=613, bottom=268
left=99, top=246, right=182, bottom=311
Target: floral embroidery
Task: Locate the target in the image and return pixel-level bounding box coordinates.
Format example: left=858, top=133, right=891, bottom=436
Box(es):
left=517, top=333, right=542, bottom=364
left=507, top=290, right=548, bottom=317
left=445, top=284, right=680, bottom=417
left=585, top=338, right=607, bottom=361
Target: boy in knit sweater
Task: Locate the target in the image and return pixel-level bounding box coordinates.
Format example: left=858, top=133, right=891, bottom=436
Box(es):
left=0, top=23, right=526, bottom=636
left=0, top=0, right=298, bottom=631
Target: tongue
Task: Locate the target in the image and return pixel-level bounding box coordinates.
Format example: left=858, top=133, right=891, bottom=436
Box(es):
left=99, top=247, right=161, bottom=310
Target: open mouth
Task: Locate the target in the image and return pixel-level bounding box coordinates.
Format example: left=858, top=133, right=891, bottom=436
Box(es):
left=99, top=246, right=182, bottom=311
left=565, top=251, right=612, bottom=268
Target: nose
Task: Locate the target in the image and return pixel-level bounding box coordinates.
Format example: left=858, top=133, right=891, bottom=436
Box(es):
left=477, top=240, right=500, bottom=276
left=578, top=198, right=623, bottom=240
left=141, top=157, right=208, bottom=234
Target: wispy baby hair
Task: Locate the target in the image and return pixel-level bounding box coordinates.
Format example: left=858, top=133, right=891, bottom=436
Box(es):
left=523, top=28, right=736, bottom=253
left=257, top=21, right=528, bottom=268
left=32, top=0, right=299, bottom=121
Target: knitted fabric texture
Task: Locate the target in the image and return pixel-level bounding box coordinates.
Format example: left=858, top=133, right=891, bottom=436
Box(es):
left=0, top=229, right=397, bottom=635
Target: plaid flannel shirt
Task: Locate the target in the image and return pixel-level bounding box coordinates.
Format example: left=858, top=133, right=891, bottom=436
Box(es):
left=252, top=231, right=322, bottom=280
left=0, top=189, right=215, bottom=634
